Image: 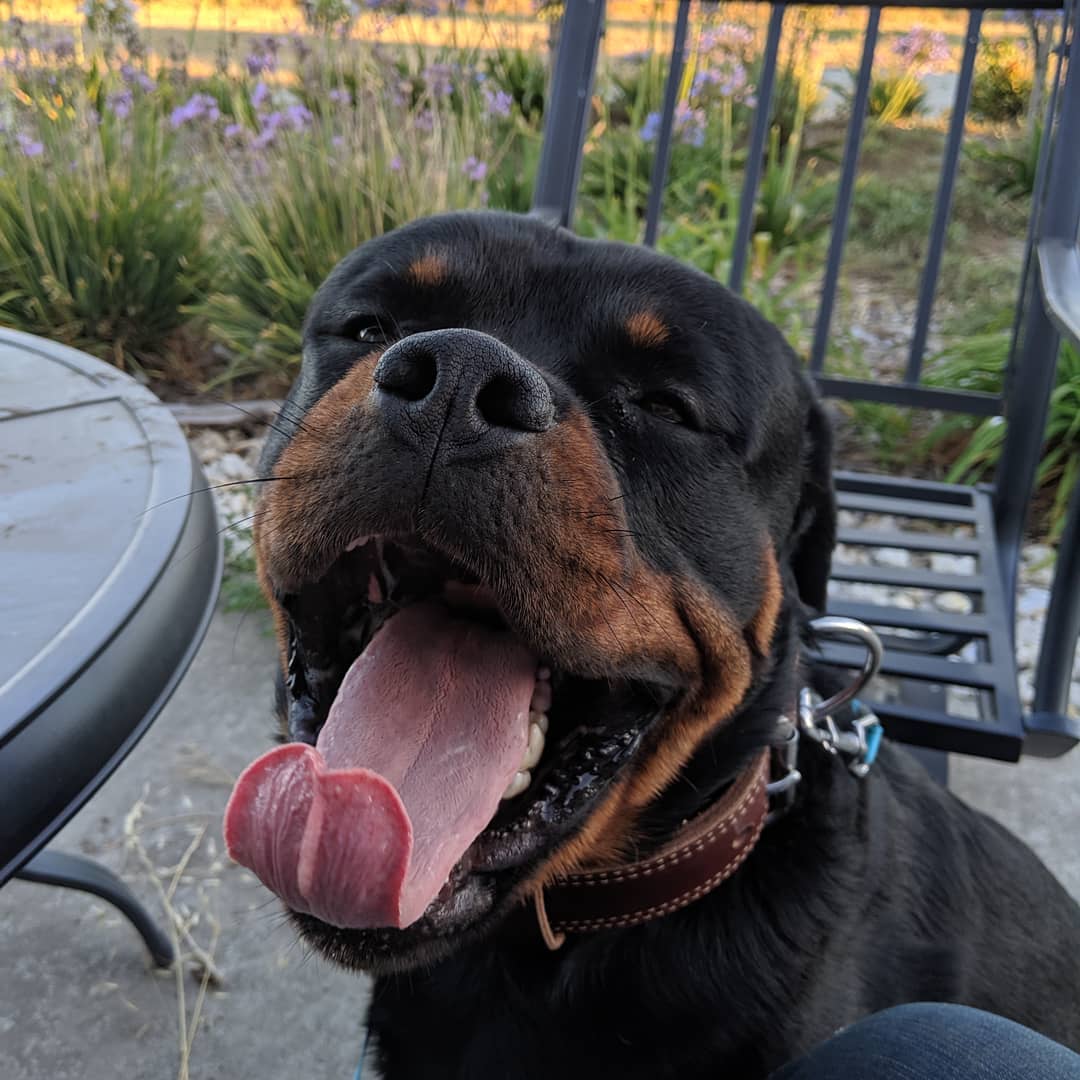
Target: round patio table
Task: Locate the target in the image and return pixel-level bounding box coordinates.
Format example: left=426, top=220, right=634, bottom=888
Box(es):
left=0, top=328, right=221, bottom=966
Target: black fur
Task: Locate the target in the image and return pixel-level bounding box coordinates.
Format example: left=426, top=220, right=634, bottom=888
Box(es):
left=259, top=211, right=1080, bottom=1078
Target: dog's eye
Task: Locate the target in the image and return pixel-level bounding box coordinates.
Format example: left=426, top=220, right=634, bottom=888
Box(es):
left=636, top=391, right=698, bottom=429
left=342, top=317, right=389, bottom=346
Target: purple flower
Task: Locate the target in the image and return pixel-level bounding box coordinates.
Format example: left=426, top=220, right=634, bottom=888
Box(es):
left=251, top=80, right=271, bottom=110
left=331, top=134, right=344, bottom=147
left=284, top=103, right=313, bottom=129
left=120, top=62, right=156, bottom=92
left=691, top=56, right=754, bottom=105
left=16, top=133, right=44, bottom=157
left=640, top=104, right=706, bottom=147
left=328, top=88, right=351, bottom=105
left=290, top=33, right=312, bottom=64
left=253, top=116, right=281, bottom=149
left=389, top=154, right=403, bottom=171
left=423, top=62, right=455, bottom=98
left=169, top=92, right=220, bottom=128
left=462, top=155, right=487, bottom=181
left=640, top=111, right=661, bottom=142
left=699, top=22, right=755, bottom=55
left=245, top=36, right=279, bottom=77
left=891, top=27, right=951, bottom=76
left=52, top=35, right=76, bottom=61
left=107, top=88, right=134, bottom=118
left=415, top=108, right=434, bottom=132
left=223, top=121, right=245, bottom=139
left=482, top=86, right=512, bottom=119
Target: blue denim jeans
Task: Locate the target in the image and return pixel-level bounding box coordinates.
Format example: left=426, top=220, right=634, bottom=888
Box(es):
left=772, top=1003, right=1080, bottom=1079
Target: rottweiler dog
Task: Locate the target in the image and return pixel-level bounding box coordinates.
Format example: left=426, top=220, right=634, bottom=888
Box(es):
left=225, top=211, right=1080, bottom=1078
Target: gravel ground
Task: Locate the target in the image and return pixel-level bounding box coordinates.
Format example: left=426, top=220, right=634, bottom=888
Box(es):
left=190, top=425, right=1080, bottom=720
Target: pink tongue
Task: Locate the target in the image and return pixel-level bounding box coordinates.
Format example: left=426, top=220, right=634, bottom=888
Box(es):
left=224, top=603, right=535, bottom=929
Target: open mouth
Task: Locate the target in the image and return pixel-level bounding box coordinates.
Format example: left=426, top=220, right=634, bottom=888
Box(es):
left=224, top=537, right=661, bottom=953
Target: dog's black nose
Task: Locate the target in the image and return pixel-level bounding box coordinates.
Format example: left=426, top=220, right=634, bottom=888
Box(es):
left=373, top=330, right=554, bottom=455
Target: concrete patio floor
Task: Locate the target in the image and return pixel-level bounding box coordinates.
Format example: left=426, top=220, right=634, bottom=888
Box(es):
left=1, top=607, right=1077, bottom=1080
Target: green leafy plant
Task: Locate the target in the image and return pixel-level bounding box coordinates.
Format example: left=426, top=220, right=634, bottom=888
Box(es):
left=970, top=39, right=1032, bottom=123
left=483, top=45, right=547, bottom=124
left=867, top=74, right=927, bottom=124
left=926, top=331, right=1080, bottom=539
left=196, top=76, right=501, bottom=384
left=966, top=120, right=1042, bottom=198
left=0, top=95, right=209, bottom=371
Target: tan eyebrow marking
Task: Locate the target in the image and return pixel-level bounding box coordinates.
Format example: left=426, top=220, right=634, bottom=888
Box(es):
left=406, top=252, right=448, bottom=287
left=625, top=311, right=669, bottom=349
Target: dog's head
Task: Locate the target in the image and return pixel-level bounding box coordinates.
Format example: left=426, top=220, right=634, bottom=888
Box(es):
left=224, top=211, right=834, bottom=972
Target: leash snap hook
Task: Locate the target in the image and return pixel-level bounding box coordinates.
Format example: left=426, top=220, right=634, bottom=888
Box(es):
left=801, top=617, right=886, bottom=779
left=808, top=616, right=883, bottom=720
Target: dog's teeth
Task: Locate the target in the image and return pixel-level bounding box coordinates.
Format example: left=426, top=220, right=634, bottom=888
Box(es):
left=530, top=680, right=552, bottom=713
left=521, top=721, right=545, bottom=771
left=530, top=709, right=549, bottom=735
left=501, top=770, right=531, bottom=801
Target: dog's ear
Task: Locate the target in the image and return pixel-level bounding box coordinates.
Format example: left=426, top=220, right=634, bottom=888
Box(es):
left=786, top=396, right=836, bottom=614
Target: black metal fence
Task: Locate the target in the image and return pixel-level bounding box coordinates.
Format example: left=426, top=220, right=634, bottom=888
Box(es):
left=532, top=0, right=1080, bottom=761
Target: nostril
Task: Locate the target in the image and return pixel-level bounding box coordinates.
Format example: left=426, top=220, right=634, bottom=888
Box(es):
left=374, top=346, right=438, bottom=402
left=476, top=374, right=554, bottom=433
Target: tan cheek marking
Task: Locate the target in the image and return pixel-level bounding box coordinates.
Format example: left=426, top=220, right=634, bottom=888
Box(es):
left=255, top=351, right=382, bottom=590
left=523, top=578, right=756, bottom=885
left=625, top=311, right=669, bottom=349
left=746, top=546, right=782, bottom=658
left=520, top=413, right=767, bottom=881
left=406, top=252, right=448, bottom=287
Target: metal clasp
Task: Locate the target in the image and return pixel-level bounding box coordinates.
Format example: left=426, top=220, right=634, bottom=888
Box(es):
left=765, top=714, right=802, bottom=823
left=799, top=617, right=886, bottom=779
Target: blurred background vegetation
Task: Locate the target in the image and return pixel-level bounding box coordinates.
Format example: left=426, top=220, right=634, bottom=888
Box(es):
left=1, top=0, right=1075, bottom=538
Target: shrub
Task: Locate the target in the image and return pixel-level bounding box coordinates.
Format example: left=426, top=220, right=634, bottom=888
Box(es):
left=483, top=45, right=546, bottom=125
left=926, top=332, right=1080, bottom=539
left=867, top=74, right=927, bottom=122
left=864, top=26, right=949, bottom=125
left=0, top=92, right=209, bottom=371
left=849, top=174, right=934, bottom=258
left=196, top=68, right=506, bottom=383
left=966, top=120, right=1042, bottom=198
left=970, top=40, right=1031, bottom=123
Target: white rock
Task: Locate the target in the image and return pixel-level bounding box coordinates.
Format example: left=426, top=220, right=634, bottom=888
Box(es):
left=1014, top=619, right=1043, bottom=670
left=1018, top=670, right=1035, bottom=708
left=947, top=686, right=982, bottom=720
left=934, top=591, right=972, bottom=614
left=1015, top=588, right=1050, bottom=619
left=1021, top=544, right=1055, bottom=586
left=930, top=553, right=976, bottom=576
left=874, top=546, right=911, bottom=569
left=216, top=452, right=250, bottom=481
left=834, top=544, right=870, bottom=565
left=839, top=582, right=893, bottom=606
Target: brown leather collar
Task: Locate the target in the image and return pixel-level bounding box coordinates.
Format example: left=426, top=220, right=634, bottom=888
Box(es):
left=530, top=749, right=770, bottom=948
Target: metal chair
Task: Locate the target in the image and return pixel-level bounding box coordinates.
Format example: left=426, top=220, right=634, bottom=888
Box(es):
left=531, top=0, right=1080, bottom=763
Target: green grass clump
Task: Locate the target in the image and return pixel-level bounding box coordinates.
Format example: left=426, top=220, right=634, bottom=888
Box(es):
left=0, top=95, right=209, bottom=372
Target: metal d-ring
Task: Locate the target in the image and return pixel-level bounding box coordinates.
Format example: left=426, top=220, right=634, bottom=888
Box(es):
left=808, top=616, right=884, bottom=722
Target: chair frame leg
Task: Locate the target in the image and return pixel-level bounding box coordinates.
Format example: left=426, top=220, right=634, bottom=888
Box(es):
left=15, top=849, right=174, bottom=968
